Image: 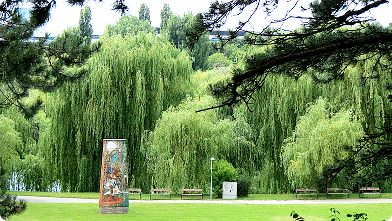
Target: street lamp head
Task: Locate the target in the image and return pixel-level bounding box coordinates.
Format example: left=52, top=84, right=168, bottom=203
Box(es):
left=210, top=157, right=215, bottom=161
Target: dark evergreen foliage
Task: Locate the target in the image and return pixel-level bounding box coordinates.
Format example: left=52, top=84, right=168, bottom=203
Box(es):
left=237, top=176, right=251, bottom=197
left=190, top=0, right=392, bottom=111
left=0, top=0, right=100, bottom=114
left=320, top=121, right=392, bottom=191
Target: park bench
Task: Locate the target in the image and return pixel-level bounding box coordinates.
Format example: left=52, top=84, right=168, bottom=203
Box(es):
left=327, top=188, right=349, bottom=199
left=150, top=188, right=172, bottom=199
left=181, top=189, right=203, bottom=199
left=359, top=187, right=381, bottom=198
left=127, top=188, right=142, bottom=199
left=296, top=189, right=318, bottom=199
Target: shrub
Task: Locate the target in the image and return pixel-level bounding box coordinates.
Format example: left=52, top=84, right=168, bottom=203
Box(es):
left=212, top=159, right=238, bottom=198
left=206, top=53, right=232, bottom=69
left=237, top=176, right=251, bottom=197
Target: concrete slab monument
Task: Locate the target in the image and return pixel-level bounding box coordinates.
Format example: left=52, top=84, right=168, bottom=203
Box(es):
left=99, top=139, right=129, bottom=214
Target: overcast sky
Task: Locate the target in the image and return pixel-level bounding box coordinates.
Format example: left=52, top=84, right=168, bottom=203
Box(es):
left=38, top=0, right=392, bottom=36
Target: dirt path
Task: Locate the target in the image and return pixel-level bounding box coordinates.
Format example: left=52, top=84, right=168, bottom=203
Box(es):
left=16, top=196, right=392, bottom=204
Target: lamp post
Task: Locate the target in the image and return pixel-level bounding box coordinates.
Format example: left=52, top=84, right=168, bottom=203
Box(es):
left=210, top=157, right=215, bottom=199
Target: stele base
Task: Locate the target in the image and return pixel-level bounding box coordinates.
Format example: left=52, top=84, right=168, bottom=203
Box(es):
left=99, top=206, right=129, bottom=214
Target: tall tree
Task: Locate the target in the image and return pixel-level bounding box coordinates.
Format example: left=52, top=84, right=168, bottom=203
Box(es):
left=102, top=14, right=156, bottom=38
left=138, top=3, right=150, bottom=24
left=282, top=98, right=364, bottom=189
left=78, top=6, right=93, bottom=44
left=160, top=3, right=172, bottom=31
left=48, top=33, right=193, bottom=192
left=163, top=13, right=213, bottom=70
left=143, top=95, right=259, bottom=193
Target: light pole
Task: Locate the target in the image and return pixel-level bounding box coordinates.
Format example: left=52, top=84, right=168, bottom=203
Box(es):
left=210, top=157, right=215, bottom=199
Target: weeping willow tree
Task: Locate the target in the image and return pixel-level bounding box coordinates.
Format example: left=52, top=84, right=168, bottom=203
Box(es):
left=142, top=68, right=260, bottom=192
left=47, top=32, right=193, bottom=192
left=0, top=115, right=22, bottom=171
left=238, top=54, right=392, bottom=193
left=282, top=98, right=364, bottom=189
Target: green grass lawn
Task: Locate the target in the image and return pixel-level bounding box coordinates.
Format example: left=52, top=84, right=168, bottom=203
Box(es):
left=8, top=203, right=392, bottom=221
left=6, top=191, right=392, bottom=220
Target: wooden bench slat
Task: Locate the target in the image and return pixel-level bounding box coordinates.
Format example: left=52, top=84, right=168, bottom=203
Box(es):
left=327, top=188, right=349, bottom=199
left=296, top=189, right=318, bottom=199
left=150, top=189, right=172, bottom=200
left=151, top=189, right=171, bottom=191
left=359, top=187, right=381, bottom=198
left=127, top=188, right=142, bottom=199
left=181, top=189, right=203, bottom=199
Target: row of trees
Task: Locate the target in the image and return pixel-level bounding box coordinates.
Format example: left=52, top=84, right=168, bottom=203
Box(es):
left=1, top=0, right=392, bottom=207
left=33, top=37, right=392, bottom=193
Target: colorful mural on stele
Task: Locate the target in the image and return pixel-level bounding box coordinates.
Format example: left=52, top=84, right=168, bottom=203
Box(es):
left=99, top=139, right=129, bottom=214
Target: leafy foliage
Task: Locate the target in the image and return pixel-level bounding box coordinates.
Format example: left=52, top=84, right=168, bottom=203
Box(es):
left=191, top=0, right=392, bottom=112
left=212, top=159, right=238, bottom=198
left=236, top=173, right=251, bottom=197
left=161, top=13, right=213, bottom=70
left=102, top=14, right=157, bottom=38
left=282, top=98, right=364, bottom=189
left=207, top=53, right=233, bottom=70
left=143, top=95, right=257, bottom=193
left=160, top=3, right=172, bottom=30
left=0, top=0, right=98, bottom=112
left=0, top=115, right=22, bottom=171
left=235, top=51, right=392, bottom=193
left=138, top=3, right=150, bottom=23
left=78, top=6, right=93, bottom=44
left=48, top=33, right=193, bottom=192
